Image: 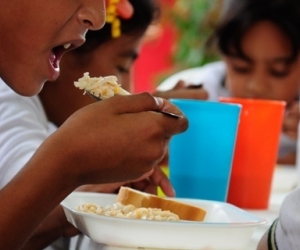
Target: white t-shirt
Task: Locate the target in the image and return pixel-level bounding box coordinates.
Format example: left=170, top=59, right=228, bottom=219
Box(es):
left=0, top=78, right=66, bottom=250
left=158, top=61, right=297, bottom=159
left=0, top=78, right=102, bottom=250
left=0, top=78, right=56, bottom=188
left=269, top=187, right=300, bottom=250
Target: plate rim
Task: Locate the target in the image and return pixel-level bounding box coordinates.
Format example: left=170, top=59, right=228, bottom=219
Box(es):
left=61, top=191, right=267, bottom=227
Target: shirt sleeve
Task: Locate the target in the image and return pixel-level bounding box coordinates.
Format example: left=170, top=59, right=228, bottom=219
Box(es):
left=0, top=79, right=54, bottom=188
left=269, top=188, right=300, bottom=250
left=267, top=219, right=279, bottom=250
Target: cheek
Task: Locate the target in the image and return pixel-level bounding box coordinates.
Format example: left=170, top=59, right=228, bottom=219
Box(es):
left=87, top=58, right=117, bottom=77
left=225, top=70, right=248, bottom=95
left=272, top=67, right=300, bottom=93
left=119, top=75, right=131, bottom=92
left=271, top=79, right=299, bottom=102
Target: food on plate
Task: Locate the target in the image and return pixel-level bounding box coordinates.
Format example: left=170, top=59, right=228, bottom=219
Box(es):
left=74, top=72, right=130, bottom=99
left=76, top=187, right=206, bottom=222
left=117, top=186, right=206, bottom=221
left=77, top=202, right=180, bottom=221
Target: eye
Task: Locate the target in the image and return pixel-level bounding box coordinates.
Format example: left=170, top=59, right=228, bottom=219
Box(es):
left=117, top=65, right=129, bottom=74
left=269, top=69, right=290, bottom=78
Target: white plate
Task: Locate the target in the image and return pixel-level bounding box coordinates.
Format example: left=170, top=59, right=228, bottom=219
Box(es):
left=61, top=192, right=266, bottom=250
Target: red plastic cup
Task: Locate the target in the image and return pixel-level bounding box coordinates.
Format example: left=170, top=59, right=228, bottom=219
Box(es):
left=219, top=97, right=286, bottom=209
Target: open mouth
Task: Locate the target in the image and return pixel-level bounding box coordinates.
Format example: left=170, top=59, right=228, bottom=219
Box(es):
left=50, top=43, right=73, bottom=69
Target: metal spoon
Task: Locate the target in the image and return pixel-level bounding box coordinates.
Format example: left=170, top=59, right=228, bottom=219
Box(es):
left=86, top=91, right=183, bottom=119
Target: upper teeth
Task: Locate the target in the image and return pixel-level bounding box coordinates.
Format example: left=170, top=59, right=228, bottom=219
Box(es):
left=63, top=43, right=71, bottom=49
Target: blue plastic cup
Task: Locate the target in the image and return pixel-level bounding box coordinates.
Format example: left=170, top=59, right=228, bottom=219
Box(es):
left=169, top=99, right=241, bottom=202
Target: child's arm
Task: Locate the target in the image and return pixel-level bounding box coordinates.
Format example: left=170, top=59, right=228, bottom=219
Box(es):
left=0, top=94, right=188, bottom=249
left=153, top=80, right=208, bottom=100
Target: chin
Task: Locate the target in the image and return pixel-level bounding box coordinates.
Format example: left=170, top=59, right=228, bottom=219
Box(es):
left=10, top=79, right=45, bottom=97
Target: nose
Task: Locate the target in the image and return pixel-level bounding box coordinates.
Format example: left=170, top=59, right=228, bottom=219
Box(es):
left=247, top=72, right=269, bottom=98
left=77, top=0, right=106, bottom=30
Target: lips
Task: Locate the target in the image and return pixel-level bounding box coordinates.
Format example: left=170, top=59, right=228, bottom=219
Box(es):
left=48, top=46, right=64, bottom=80
left=50, top=45, right=67, bottom=69
left=47, top=39, right=85, bottom=80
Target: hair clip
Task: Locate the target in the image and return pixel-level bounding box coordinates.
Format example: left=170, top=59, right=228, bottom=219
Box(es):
left=106, top=0, right=121, bottom=38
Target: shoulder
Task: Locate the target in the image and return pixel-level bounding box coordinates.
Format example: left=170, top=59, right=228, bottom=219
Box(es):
left=0, top=77, right=52, bottom=136
left=0, top=78, right=45, bottom=118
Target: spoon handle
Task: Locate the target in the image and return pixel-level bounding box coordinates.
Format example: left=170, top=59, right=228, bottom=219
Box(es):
left=87, top=91, right=182, bottom=119
left=159, top=110, right=183, bottom=119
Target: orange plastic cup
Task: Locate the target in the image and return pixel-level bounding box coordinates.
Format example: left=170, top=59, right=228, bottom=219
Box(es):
left=219, top=97, right=286, bottom=209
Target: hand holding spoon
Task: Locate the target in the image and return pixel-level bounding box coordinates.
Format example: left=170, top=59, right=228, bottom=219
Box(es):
left=75, top=73, right=182, bottom=119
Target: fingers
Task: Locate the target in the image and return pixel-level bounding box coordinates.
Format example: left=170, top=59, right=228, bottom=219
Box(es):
left=153, top=88, right=209, bottom=100
left=131, top=179, right=157, bottom=195
left=131, top=166, right=175, bottom=197
left=107, top=92, right=162, bottom=114
left=55, top=92, right=187, bottom=186
left=107, top=93, right=188, bottom=137
left=132, top=169, right=154, bottom=182
left=283, top=101, right=299, bottom=139
left=75, top=182, right=126, bottom=193
left=173, top=80, right=186, bottom=89
left=148, top=166, right=175, bottom=197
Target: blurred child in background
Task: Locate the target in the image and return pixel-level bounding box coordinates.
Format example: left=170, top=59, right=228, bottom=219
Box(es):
left=158, top=0, right=300, bottom=165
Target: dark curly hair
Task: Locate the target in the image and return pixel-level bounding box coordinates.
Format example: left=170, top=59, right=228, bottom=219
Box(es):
left=210, top=0, right=300, bottom=62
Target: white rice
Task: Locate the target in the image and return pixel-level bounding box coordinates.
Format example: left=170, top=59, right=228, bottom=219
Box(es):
left=74, top=72, right=130, bottom=99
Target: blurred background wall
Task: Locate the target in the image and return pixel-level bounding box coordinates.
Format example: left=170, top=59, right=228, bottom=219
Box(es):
left=133, top=0, right=223, bottom=93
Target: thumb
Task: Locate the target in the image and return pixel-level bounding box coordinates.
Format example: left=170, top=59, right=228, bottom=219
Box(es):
left=110, top=92, right=166, bottom=114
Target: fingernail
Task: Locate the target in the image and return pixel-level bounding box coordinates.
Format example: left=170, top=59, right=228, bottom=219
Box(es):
left=154, top=96, right=164, bottom=109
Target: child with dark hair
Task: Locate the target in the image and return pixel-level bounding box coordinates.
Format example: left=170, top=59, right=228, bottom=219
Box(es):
left=0, top=0, right=188, bottom=249
left=38, top=0, right=207, bottom=129
left=159, top=0, right=300, bottom=165
left=161, top=0, right=300, bottom=248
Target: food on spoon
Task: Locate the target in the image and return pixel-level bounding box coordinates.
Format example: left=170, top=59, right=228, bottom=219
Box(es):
left=74, top=72, right=130, bottom=99
left=116, top=186, right=206, bottom=221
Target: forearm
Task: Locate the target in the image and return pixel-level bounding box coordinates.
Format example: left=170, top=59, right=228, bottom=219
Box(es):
left=21, top=224, right=63, bottom=250
left=21, top=206, right=79, bottom=250
left=0, top=138, right=77, bottom=249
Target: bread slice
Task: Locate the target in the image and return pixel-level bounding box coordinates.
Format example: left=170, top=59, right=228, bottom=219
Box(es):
left=116, top=186, right=206, bottom=221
